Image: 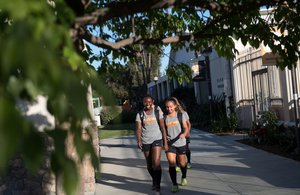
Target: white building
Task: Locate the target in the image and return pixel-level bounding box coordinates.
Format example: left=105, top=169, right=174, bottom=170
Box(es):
left=148, top=44, right=234, bottom=117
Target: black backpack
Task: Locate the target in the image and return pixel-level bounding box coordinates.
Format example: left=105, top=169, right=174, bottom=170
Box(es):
left=139, top=106, right=160, bottom=128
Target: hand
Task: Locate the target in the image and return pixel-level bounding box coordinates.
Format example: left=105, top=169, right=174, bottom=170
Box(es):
left=137, top=141, right=143, bottom=150
left=164, top=145, right=169, bottom=152
left=179, top=133, right=186, bottom=139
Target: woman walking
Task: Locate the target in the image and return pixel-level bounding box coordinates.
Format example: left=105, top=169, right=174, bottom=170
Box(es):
left=172, top=97, right=192, bottom=171
left=164, top=97, right=190, bottom=193
left=136, top=95, right=168, bottom=195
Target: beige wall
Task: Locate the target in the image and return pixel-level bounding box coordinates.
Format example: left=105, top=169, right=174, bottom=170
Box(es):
left=233, top=43, right=300, bottom=128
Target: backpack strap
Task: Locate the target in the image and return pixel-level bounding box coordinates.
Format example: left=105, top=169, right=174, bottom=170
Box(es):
left=139, top=110, right=145, bottom=128
left=177, top=112, right=183, bottom=132
left=154, top=105, right=160, bottom=126
left=140, top=106, right=160, bottom=128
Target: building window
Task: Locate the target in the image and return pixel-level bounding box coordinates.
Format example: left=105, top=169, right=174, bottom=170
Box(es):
left=268, top=66, right=281, bottom=98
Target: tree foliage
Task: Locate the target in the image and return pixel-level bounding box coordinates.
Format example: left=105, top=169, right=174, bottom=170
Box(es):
left=80, top=0, right=299, bottom=70
left=97, top=63, right=132, bottom=100
left=0, top=0, right=299, bottom=194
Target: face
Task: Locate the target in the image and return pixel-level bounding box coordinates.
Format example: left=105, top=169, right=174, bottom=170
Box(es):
left=143, top=97, right=153, bottom=110
left=165, top=100, right=176, bottom=114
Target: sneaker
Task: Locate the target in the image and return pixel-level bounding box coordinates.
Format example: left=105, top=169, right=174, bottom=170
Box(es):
left=154, top=190, right=161, bottom=195
left=152, top=182, right=156, bottom=191
left=181, top=178, right=188, bottom=186
left=175, top=166, right=180, bottom=172
left=171, top=185, right=179, bottom=193
left=187, top=163, right=192, bottom=169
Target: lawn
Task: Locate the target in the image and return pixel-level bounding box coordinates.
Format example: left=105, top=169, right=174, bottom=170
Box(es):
left=98, top=123, right=135, bottom=139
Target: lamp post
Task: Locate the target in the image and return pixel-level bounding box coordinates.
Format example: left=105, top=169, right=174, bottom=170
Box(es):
left=291, top=66, right=300, bottom=153
left=153, top=76, right=159, bottom=102
left=202, top=47, right=213, bottom=122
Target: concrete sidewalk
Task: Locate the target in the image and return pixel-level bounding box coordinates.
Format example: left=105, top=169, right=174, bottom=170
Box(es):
left=95, top=128, right=300, bottom=195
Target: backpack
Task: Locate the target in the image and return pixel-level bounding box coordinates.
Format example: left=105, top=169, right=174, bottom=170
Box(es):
left=165, top=112, right=184, bottom=146
left=139, top=105, right=160, bottom=128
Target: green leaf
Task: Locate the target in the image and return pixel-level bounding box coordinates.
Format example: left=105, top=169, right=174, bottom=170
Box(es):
left=7, top=76, right=24, bottom=97
left=0, top=97, right=24, bottom=170
left=63, top=47, right=83, bottom=71
left=62, top=158, right=78, bottom=195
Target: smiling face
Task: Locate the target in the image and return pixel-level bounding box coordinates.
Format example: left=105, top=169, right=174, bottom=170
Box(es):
left=165, top=100, right=177, bottom=114
left=143, top=96, right=153, bottom=110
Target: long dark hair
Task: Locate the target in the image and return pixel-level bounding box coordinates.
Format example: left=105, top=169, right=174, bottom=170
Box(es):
left=165, top=97, right=186, bottom=112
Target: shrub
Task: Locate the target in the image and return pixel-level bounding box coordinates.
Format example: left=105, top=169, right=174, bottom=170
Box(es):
left=100, top=106, right=122, bottom=125
left=210, top=94, right=226, bottom=121
left=277, top=124, right=297, bottom=152
left=121, top=110, right=137, bottom=124
left=249, top=111, right=279, bottom=144
left=228, top=113, right=238, bottom=131
left=189, top=103, right=210, bottom=128
left=210, top=118, right=228, bottom=133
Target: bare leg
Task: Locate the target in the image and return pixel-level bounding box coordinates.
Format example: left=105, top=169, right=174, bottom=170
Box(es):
left=144, top=150, right=155, bottom=188
left=152, top=146, right=162, bottom=191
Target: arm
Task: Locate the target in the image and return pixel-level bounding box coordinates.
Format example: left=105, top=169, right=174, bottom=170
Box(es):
left=182, top=111, right=191, bottom=137
left=159, top=118, right=168, bottom=151
left=186, top=119, right=191, bottom=137
left=136, top=121, right=143, bottom=149
left=180, top=120, right=189, bottom=139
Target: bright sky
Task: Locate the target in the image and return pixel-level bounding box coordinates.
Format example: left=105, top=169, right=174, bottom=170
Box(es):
left=88, top=41, right=171, bottom=76
left=160, top=44, right=171, bottom=75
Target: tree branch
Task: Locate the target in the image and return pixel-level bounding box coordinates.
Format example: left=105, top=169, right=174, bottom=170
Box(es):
left=75, top=0, right=283, bottom=26
left=81, top=29, right=219, bottom=57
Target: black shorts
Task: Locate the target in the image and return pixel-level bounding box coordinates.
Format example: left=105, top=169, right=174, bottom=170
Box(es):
left=167, top=145, right=186, bottom=154
left=142, top=139, right=163, bottom=152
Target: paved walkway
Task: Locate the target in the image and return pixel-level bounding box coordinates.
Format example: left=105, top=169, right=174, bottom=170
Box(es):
left=95, top=128, right=300, bottom=195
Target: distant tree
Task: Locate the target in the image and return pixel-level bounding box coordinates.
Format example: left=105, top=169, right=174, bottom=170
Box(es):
left=97, top=63, right=132, bottom=101
left=129, top=45, right=162, bottom=97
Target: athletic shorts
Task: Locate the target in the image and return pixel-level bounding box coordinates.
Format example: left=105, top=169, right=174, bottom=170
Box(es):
left=167, top=145, right=186, bottom=154
left=142, top=139, right=163, bottom=152
left=186, top=137, right=191, bottom=143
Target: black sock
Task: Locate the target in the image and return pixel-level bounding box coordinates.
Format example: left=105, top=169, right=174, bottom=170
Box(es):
left=147, top=167, right=155, bottom=186
left=180, top=164, right=187, bottom=178
left=186, top=150, right=191, bottom=163
left=169, top=166, right=177, bottom=185
left=154, top=169, right=162, bottom=190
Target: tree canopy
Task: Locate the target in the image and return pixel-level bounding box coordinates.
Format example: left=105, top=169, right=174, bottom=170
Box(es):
left=0, top=0, right=299, bottom=194
left=80, top=0, right=299, bottom=69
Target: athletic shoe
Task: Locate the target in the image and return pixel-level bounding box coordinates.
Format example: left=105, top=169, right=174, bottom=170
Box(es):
left=171, top=185, right=179, bottom=193
left=154, top=190, right=161, bottom=195
left=181, top=178, right=188, bottom=186
left=175, top=166, right=180, bottom=172
left=187, top=163, right=192, bottom=169
left=152, top=183, right=156, bottom=191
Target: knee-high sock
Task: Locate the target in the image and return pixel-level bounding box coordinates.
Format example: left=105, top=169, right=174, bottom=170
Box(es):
left=169, top=166, right=177, bottom=185
left=176, top=155, right=179, bottom=166
left=186, top=149, right=191, bottom=163
left=147, top=167, right=155, bottom=185
left=154, top=169, right=162, bottom=189
left=180, top=165, right=187, bottom=178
